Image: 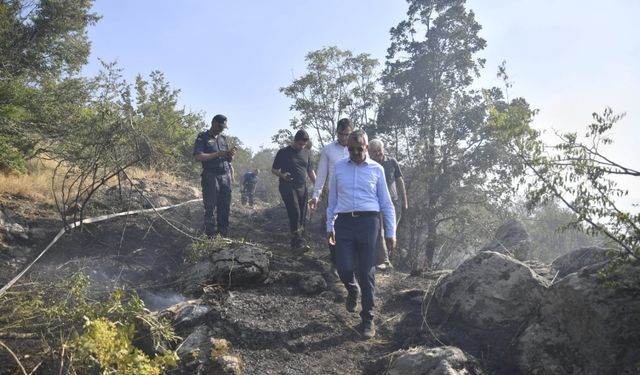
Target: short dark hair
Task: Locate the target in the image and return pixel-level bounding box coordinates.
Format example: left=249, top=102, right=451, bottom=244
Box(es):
left=294, top=129, right=310, bottom=142
left=336, top=118, right=352, bottom=132
left=348, top=129, right=368, bottom=145
left=212, top=114, right=227, bottom=126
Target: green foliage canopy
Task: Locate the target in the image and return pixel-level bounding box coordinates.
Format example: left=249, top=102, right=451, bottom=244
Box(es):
left=379, top=0, right=532, bottom=268
left=489, top=104, right=639, bottom=266
left=0, top=0, right=99, bottom=172
left=280, top=46, right=380, bottom=147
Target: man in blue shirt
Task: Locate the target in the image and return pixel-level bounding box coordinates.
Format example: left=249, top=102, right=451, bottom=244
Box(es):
left=327, top=130, right=396, bottom=339
left=193, top=114, right=236, bottom=237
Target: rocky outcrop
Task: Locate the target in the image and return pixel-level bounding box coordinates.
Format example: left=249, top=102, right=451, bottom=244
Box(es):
left=550, top=246, right=610, bottom=278
left=387, top=346, right=485, bottom=375
left=480, top=219, right=531, bottom=260
left=160, top=299, right=212, bottom=329
left=435, top=251, right=548, bottom=330
left=178, top=245, right=269, bottom=295
left=515, top=261, right=640, bottom=375
left=298, top=274, right=327, bottom=295
left=432, top=251, right=549, bottom=372
left=0, top=210, right=28, bottom=243
left=171, top=326, right=242, bottom=375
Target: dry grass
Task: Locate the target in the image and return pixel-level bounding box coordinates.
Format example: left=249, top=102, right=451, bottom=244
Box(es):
left=125, top=167, right=179, bottom=184
left=0, top=159, right=180, bottom=205
left=0, top=159, right=57, bottom=204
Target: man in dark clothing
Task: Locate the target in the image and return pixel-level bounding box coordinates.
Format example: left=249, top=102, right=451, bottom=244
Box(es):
left=271, top=130, right=316, bottom=250
left=369, top=139, right=408, bottom=269
left=193, top=114, right=236, bottom=237
left=241, top=169, right=260, bottom=207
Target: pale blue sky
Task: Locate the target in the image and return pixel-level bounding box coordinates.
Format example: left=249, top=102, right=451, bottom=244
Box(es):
left=83, top=0, right=639, bottom=202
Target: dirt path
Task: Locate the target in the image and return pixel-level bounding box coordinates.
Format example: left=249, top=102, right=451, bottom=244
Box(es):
left=10, top=197, right=436, bottom=374
left=200, top=201, right=436, bottom=374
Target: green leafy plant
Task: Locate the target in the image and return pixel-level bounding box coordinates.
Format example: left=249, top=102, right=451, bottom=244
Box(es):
left=73, top=317, right=177, bottom=375
left=0, top=273, right=179, bottom=374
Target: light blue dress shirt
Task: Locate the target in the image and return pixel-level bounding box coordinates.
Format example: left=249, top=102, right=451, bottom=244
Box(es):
left=327, top=156, right=396, bottom=238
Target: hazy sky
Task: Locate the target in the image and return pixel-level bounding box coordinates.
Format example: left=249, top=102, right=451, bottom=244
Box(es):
left=82, top=0, right=639, bottom=202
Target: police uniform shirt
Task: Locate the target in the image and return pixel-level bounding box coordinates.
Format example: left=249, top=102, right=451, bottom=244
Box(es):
left=243, top=171, right=258, bottom=188
left=193, top=130, right=231, bottom=174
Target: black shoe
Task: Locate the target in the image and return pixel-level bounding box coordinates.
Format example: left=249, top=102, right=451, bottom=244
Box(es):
left=205, top=226, right=216, bottom=237
left=363, top=320, right=376, bottom=339
left=346, top=289, right=359, bottom=313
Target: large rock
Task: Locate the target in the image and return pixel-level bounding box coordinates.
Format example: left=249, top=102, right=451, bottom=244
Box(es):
left=159, top=299, right=212, bottom=329
left=480, top=219, right=531, bottom=260
left=515, top=261, right=640, bottom=375
left=174, top=325, right=214, bottom=373
left=172, top=327, right=242, bottom=375
left=0, top=217, right=29, bottom=241
left=433, top=251, right=549, bottom=372
left=298, top=274, right=327, bottom=295
left=435, top=251, right=549, bottom=329
left=550, top=246, right=610, bottom=278
left=387, top=346, right=485, bottom=375
left=179, top=245, right=269, bottom=295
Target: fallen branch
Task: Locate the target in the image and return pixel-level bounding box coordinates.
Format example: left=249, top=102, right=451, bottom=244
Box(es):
left=0, top=339, right=28, bottom=375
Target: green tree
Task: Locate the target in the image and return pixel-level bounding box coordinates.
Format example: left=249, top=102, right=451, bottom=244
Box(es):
left=0, top=0, right=99, bottom=171
left=48, top=62, right=146, bottom=227
left=132, top=71, right=204, bottom=176
left=280, top=46, right=380, bottom=147
left=489, top=105, right=639, bottom=265
left=232, top=147, right=280, bottom=204
left=379, top=0, right=529, bottom=269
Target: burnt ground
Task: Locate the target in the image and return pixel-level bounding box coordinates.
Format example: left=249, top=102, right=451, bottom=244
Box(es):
left=0, top=186, right=443, bottom=374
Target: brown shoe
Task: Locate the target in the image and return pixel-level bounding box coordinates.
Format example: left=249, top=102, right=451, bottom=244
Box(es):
left=363, top=320, right=376, bottom=339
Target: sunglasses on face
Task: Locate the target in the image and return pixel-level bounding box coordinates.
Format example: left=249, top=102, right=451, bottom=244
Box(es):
left=348, top=146, right=365, bottom=152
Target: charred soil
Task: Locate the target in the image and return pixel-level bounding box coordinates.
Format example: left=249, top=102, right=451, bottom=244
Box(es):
left=0, top=181, right=440, bottom=374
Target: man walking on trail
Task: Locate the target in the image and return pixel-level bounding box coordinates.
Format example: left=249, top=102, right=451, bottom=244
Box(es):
left=309, top=118, right=352, bottom=268
left=272, top=130, right=316, bottom=250
left=327, top=130, right=396, bottom=339
left=369, top=139, right=408, bottom=270
left=193, top=114, right=236, bottom=237
left=241, top=168, right=260, bottom=207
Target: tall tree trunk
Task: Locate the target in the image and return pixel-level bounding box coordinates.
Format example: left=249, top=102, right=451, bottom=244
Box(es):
left=424, top=216, right=437, bottom=269
left=423, top=107, right=438, bottom=269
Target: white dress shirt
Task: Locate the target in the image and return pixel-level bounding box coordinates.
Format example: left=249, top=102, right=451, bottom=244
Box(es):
left=327, top=156, right=396, bottom=238
left=312, top=141, right=349, bottom=200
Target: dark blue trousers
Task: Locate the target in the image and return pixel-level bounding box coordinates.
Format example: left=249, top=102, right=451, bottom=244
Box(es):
left=334, top=214, right=380, bottom=322
left=201, top=170, right=232, bottom=235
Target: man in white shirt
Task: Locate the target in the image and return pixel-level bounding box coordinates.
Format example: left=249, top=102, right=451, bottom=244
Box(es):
left=309, top=118, right=352, bottom=267
left=327, top=130, right=396, bottom=339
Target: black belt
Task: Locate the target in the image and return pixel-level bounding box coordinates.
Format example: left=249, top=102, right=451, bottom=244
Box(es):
left=337, top=211, right=379, bottom=218
left=203, top=169, right=228, bottom=175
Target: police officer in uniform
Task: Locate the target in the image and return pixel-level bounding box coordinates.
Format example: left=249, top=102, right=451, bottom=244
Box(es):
left=193, top=114, right=236, bottom=237
left=241, top=169, right=260, bottom=207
